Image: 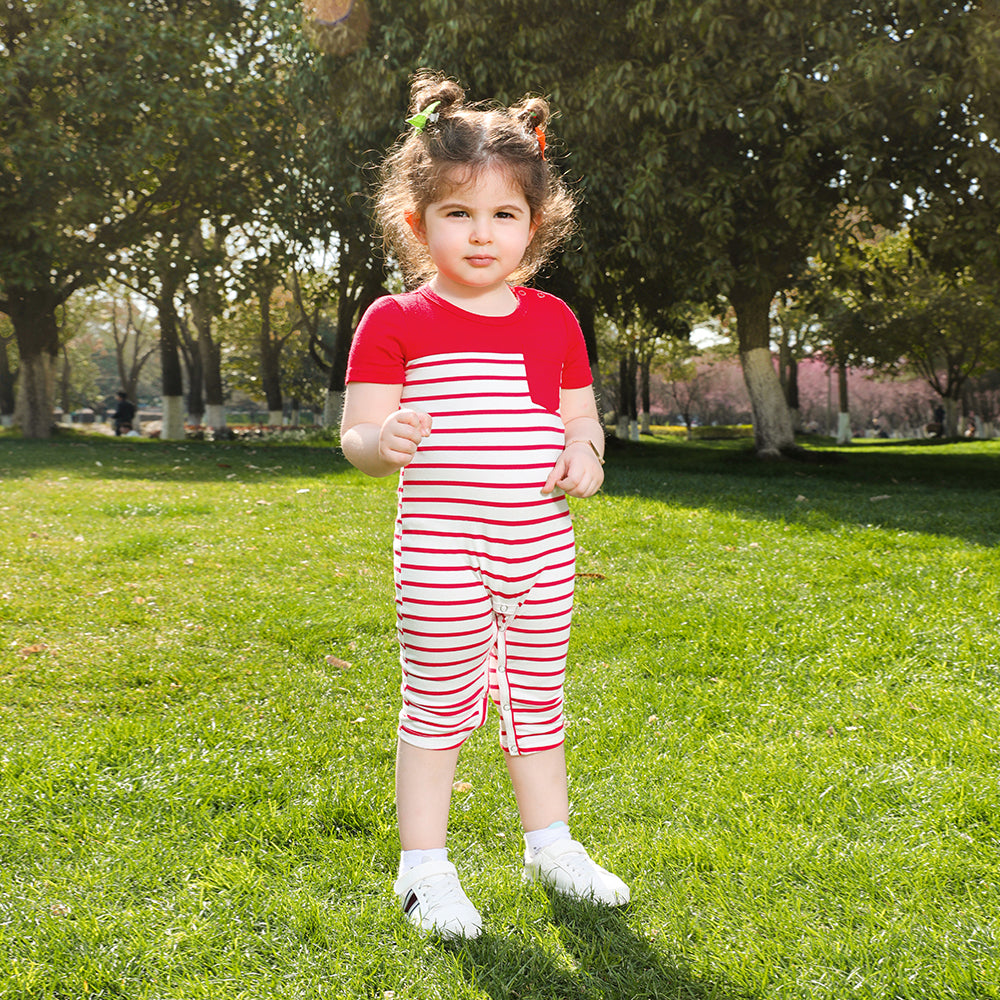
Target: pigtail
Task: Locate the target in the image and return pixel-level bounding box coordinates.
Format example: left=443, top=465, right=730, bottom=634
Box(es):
left=512, top=97, right=550, bottom=159
left=408, top=69, right=465, bottom=126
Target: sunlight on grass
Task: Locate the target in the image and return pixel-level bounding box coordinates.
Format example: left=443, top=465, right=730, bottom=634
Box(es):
left=1, top=433, right=998, bottom=999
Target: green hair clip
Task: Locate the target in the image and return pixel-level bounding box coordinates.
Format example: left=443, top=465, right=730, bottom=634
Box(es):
left=405, top=101, right=441, bottom=134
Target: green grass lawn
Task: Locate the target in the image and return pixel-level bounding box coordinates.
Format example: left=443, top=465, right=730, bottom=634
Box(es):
left=1, top=431, right=998, bottom=1000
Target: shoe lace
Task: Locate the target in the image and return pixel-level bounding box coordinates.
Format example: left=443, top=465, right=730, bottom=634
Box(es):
left=558, top=848, right=597, bottom=881
left=415, top=871, right=469, bottom=911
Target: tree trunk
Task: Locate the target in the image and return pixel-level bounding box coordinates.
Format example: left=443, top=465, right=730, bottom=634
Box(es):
left=191, top=289, right=225, bottom=432
left=8, top=286, right=61, bottom=438
left=836, top=359, right=851, bottom=445
left=730, top=284, right=795, bottom=457
left=786, top=356, right=800, bottom=431
left=0, top=332, right=17, bottom=420
left=15, top=352, right=55, bottom=438
left=205, top=404, right=226, bottom=431
left=943, top=396, right=960, bottom=439
left=58, top=344, right=72, bottom=415
left=185, top=358, right=205, bottom=426
left=157, top=280, right=186, bottom=440
left=162, top=396, right=185, bottom=439
left=639, top=357, right=651, bottom=434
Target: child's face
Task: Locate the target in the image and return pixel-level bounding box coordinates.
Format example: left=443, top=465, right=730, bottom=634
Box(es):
left=406, top=165, right=537, bottom=298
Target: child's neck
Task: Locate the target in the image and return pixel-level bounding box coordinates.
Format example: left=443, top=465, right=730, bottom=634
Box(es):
left=428, top=277, right=518, bottom=317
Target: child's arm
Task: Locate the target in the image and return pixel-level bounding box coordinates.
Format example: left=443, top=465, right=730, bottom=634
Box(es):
left=340, top=382, right=432, bottom=478
left=542, top=386, right=605, bottom=498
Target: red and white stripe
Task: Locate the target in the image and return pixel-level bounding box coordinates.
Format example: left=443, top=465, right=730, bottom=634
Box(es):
left=393, top=352, right=574, bottom=755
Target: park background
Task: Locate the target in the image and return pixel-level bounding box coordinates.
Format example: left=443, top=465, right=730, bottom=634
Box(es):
left=2, top=0, right=1000, bottom=452
left=3, top=2, right=1000, bottom=999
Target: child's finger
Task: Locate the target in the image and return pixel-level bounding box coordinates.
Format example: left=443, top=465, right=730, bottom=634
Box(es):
left=541, top=459, right=564, bottom=494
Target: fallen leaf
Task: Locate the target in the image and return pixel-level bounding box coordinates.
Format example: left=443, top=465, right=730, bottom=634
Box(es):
left=452, top=781, right=473, bottom=793
left=326, top=656, right=352, bottom=670
left=19, top=643, right=47, bottom=657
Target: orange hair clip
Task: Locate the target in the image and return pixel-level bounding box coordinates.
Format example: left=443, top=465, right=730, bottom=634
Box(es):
left=534, top=126, right=546, bottom=160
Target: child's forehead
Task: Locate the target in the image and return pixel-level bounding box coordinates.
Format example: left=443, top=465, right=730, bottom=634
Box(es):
left=432, top=162, right=526, bottom=203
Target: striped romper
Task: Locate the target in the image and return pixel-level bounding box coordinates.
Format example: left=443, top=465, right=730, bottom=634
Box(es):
left=346, top=285, right=594, bottom=756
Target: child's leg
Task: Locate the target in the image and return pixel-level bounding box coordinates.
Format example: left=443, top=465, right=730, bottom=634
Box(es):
left=395, top=738, right=460, bottom=849
left=503, top=744, right=569, bottom=831
left=507, top=744, right=630, bottom=907
left=392, top=738, right=482, bottom=938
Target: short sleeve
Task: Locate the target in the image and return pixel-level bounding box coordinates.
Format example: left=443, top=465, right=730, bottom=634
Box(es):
left=559, top=302, right=593, bottom=389
left=345, top=296, right=407, bottom=385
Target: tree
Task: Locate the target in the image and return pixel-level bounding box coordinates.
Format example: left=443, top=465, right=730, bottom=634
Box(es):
left=571, top=0, right=1000, bottom=455
left=0, top=0, right=251, bottom=436
left=850, top=231, right=1000, bottom=437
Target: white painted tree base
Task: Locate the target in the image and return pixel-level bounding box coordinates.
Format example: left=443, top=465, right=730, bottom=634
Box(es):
left=268, top=410, right=283, bottom=426
left=161, top=396, right=186, bottom=440
left=836, top=411, right=852, bottom=445
left=205, top=404, right=226, bottom=433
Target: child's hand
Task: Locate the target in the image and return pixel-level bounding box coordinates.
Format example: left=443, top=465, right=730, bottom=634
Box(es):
left=542, top=441, right=604, bottom=498
left=378, top=407, right=432, bottom=469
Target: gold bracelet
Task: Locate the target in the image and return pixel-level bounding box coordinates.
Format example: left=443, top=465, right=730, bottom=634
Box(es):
left=565, top=439, right=605, bottom=465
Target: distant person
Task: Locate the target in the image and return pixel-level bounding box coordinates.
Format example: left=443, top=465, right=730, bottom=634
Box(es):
left=928, top=404, right=946, bottom=438
left=112, top=391, right=136, bottom=436
left=340, top=70, right=627, bottom=941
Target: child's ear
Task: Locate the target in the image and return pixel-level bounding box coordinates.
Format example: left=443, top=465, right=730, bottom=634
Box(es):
left=405, top=210, right=427, bottom=244
left=528, top=212, right=541, bottom=243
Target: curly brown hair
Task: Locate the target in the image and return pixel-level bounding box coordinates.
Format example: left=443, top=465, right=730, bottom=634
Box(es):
left=374, top=69, right=576, bottom=288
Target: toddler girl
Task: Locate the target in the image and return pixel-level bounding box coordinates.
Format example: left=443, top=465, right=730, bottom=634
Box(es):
left=340, top=69, right=629, bottom=940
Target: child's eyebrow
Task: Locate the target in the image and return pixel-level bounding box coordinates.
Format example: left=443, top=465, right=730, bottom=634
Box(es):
left=436, top=200, right=527, bottom=213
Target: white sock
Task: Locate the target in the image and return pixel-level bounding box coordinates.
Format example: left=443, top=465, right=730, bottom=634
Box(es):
left=524, top=821, right=572, bottom=859
left=398, top=847, right=448, bottom=874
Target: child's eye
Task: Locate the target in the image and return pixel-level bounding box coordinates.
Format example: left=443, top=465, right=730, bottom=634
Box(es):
left=495, top=211, right=515, bottom=219
left=446, top=209, right=469, bottom=218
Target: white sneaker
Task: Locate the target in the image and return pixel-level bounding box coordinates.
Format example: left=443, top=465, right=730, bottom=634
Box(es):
left=523, top=839, right=630, bottom=906
left=393, top=860, right=483, bottom=939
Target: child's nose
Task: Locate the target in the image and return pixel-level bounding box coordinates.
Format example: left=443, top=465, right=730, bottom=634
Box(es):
left=469, top=219, right=492, bottom=244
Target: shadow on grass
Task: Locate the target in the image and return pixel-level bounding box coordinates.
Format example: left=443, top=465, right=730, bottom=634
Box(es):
left=450, top=893, right=743, bottom=1000
left=0, top=434, right=355, bottom=482
left=5, top=433, right=998, bottom=547
left=600, top=437, right=1000, bottom=548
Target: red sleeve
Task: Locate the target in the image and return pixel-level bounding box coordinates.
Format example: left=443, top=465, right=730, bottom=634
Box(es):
left=345, top=296, right=407, bottom=385
left=559, top=300, right=593, bottom=389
